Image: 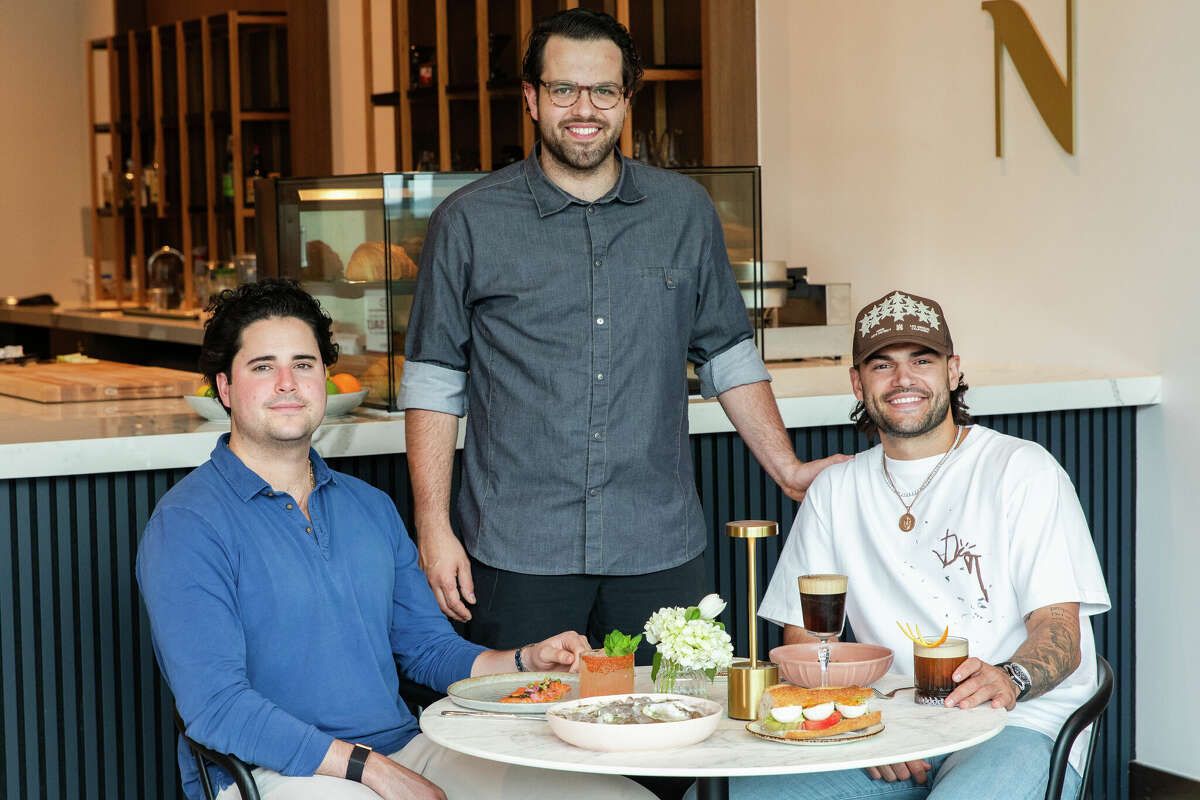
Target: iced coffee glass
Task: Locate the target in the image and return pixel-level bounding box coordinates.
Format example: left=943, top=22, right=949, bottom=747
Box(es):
left=797, top=574, right=848, bottom=687
left=579, top=650, right=635, bottom=698
left=913, top=636, right=969, bottom=706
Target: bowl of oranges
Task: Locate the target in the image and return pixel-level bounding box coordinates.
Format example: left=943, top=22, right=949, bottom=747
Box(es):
left=185, top=372, right=368, bottom=421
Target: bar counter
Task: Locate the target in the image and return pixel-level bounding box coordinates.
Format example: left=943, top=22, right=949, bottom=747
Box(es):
left=0, top=362, right=1161, bottom=480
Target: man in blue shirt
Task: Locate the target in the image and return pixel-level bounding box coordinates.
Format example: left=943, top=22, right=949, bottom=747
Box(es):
left=138, top=280, right=653, bottom=800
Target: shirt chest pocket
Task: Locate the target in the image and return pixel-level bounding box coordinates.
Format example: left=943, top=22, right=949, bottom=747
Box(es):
left=607, top=267, right=697, bottom=344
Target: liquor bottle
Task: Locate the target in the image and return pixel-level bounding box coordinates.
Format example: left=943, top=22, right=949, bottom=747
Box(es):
left=244, top=145, right=263, bottom=206
left=221, top=135, right=235, bottom=204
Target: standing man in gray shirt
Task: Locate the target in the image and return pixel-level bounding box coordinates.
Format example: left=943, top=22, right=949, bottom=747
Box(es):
left=400, top=8, right=846, bottom=655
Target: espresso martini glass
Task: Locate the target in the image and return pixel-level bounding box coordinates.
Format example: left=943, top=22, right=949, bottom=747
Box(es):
left=797, top=574, right=848, bottom=687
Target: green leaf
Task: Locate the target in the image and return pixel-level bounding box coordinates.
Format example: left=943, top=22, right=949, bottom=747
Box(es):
left=650, top=651, right=662, bottom=681
left=685, top=607, right=701, bottom=621
left=704, top=666, right=718, bottom=680
left=602, top=629, right=642, bottom=657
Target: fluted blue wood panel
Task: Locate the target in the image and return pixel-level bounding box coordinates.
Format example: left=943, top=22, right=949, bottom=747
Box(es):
left=0, top=410, right=1132, bottom=799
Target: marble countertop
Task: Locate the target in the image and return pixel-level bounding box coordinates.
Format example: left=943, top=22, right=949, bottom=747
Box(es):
left=0, top=303, right=204, bottom=346
left=0, top=361, right=1162, bottom=480
left=420, top=670, right=1006, bottom=778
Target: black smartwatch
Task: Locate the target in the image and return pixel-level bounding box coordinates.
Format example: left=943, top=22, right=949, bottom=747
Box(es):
left=346, top=743, right=372, bottom=783
left=997, top=661, right=1032, bottom=700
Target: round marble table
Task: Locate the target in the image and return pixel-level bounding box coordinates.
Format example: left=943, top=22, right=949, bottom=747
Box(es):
left=420, top=668, right=1006, bottom=799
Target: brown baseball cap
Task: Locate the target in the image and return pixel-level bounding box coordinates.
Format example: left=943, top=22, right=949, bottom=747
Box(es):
left=852, top=290, right=953, bottom=365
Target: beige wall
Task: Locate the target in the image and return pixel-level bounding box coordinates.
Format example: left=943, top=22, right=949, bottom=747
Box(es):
left=0, top=0, right=113, bottom=305
left=758, top=0, right=1197, bottom=780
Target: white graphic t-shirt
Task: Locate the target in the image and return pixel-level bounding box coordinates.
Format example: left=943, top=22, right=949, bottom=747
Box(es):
left=759, top=425, right=1110, bottom=774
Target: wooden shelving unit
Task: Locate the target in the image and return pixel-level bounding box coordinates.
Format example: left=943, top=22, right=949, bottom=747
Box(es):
left=85, top=11, right=292, bottom=311
left=362, top=0, right=750, bottom=173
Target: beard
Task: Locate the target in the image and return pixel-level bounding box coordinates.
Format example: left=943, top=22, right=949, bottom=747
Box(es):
left=863, top=386, right=951, bottom=438
left=538, top=112, right=623, bottom=173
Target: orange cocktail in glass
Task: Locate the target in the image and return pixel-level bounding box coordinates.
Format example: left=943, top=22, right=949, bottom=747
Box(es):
left=579, top=650, right=635, bottom=697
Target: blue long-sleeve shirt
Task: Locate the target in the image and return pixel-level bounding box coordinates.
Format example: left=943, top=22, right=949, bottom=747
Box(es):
left=136, top=435, right=485, bottom=800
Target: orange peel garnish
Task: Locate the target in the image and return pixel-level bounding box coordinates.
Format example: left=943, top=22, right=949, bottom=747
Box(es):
left=896, top=621, right=950, bottom=648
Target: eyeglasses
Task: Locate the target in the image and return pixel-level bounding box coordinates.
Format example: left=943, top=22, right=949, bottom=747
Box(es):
left=538, top=80, right=626, bottom=110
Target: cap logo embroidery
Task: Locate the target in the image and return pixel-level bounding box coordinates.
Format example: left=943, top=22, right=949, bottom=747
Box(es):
left=858, top=291, right=941, bottom=337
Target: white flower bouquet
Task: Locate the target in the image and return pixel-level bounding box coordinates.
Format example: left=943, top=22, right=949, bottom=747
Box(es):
left=643, top=594, right=734, bottom=695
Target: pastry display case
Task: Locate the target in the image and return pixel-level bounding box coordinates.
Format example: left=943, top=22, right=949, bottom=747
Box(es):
left=256, top=167, right=766, bottom=410
left=256, top=172, right=478, bottom=410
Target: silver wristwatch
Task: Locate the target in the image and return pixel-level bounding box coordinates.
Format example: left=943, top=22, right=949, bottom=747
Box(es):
left=997, top=661, right=1032, bottom=700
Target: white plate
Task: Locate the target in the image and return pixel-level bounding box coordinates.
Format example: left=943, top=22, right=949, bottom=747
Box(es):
left=447, top=672, right=578, bottom=713
left=184, top=389, right=368, bottom=422
left=745, top=719, right=885, bottom=745
left=546, top=694, right=723, bottom=752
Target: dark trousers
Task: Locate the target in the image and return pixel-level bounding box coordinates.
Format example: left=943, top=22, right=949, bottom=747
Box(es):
left=464, top=555, right=707, bottom=665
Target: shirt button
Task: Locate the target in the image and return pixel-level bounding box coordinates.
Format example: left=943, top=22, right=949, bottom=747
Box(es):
left=587, top=206, right=595, bottom=215
left=592, top=432, right=603, bottom=441
left=286, top=503, right=294, bottom=510
left=596, top=317, right=605, bottom=325
left=596, top=373, right=604, bottom=381
left=267, top=492, right=274, bottom=497
left=589, top=489, right=599, bottom=497
left=594, top=259, right=602, bottom=267
left=305, top=526, right=312, bottom=534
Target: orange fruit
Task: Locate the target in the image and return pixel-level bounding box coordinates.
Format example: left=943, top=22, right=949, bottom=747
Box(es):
left=330, top=373, right=362, bottom=393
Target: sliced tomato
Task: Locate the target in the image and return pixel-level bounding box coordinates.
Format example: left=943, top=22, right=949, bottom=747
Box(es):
left=802, top=710, right=843, bottom=731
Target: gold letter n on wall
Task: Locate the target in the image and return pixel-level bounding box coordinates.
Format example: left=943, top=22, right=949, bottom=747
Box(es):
left=981, top=0, right=1074, bottom=156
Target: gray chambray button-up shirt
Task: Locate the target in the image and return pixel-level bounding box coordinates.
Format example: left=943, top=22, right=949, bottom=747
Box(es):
left=400, top=147, right=770, bottom=575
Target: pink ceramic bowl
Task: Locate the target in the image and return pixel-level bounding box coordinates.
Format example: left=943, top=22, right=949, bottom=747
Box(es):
left=769, top=642, right=894, bottom=688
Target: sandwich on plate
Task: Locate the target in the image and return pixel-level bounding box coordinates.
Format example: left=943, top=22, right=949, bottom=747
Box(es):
left=757, top=684, right=881, bottom=739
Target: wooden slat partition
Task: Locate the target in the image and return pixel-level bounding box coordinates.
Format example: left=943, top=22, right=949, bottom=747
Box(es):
left=519, top=0, right=534, bottom=153
left=392, top=0, right=412, bottom=171
left=108, top=38, right=126, bottom=306
left=476, top=0, right=492, bottom=171
left=228, top=12, right=246, bottom=255
left=201, top=17, right=217, bottom=265
left=127, top=31, right=146, bottom=306
left=362, top=0, right=376, bottom=172
left=175, top=22, right=194, bottom=310
left=435, top=0, right=451, bottom=170
left=87, top=40, right=103, bottom=305
left=151, top=26, right=166, bottom=220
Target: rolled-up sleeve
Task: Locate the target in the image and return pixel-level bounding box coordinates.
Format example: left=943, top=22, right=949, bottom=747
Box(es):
left=403, top=202, right=473, bottom=414
left=398, top=360, right=468, bottom=416
left=697, top=338, right=771, bottom=398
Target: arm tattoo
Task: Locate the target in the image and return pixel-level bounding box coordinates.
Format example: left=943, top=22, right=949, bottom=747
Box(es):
left=1010, top=603, right=1081, bottom=701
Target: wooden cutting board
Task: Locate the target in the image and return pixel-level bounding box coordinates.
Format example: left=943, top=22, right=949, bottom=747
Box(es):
left=0, top=360, right=202, bottom=403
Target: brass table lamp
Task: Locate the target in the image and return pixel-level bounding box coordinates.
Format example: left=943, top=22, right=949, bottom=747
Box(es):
left=725, top=519, right=780, bottom=719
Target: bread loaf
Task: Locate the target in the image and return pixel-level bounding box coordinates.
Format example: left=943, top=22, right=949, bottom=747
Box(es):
left=345, top=241, right=418, bottom=281
left=304, top=240, right=344, bottom=281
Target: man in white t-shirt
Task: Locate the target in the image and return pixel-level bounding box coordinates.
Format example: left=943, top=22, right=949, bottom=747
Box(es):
left=728, top=291, right=1111, bottom=800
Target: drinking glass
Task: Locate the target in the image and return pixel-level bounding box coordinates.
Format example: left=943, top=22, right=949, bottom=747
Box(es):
left=579, top=649, right=635, bottom=698
left=913, top=636, right=969, bottom=706
left=797, top=574, right=847, bottom=687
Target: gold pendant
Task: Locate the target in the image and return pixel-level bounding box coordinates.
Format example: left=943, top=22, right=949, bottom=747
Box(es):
left=899, top=513, right=916, bottom=532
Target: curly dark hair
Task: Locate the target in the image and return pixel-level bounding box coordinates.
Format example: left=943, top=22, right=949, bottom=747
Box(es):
left=198, top=279, right=338, bottom=412
left=850, top=372, right=973, bottom=442
left=522, top=8, right=644, bottom=99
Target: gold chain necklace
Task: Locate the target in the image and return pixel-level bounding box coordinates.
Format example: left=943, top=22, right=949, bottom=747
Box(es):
left=881, top=425, right=963, bottom=532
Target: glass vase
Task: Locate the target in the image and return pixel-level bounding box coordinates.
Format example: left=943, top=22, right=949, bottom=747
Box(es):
left=653, top=658, right=711, bottom=699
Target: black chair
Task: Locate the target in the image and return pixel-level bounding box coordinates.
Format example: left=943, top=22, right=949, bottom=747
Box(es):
left=397, top=666, right=446, bottom=717
left=174, top=709, right=262, bottom=800
left=1045, top=654, right=1113, bottom=800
